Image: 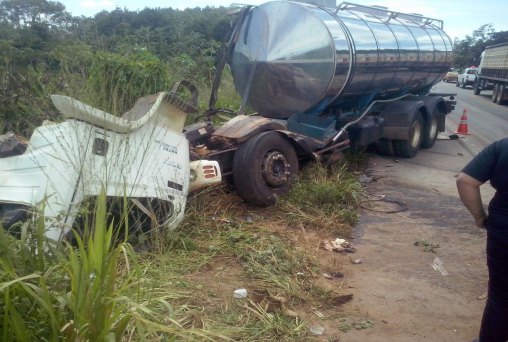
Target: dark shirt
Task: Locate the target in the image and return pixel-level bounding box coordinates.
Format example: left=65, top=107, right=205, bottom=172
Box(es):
left=462, top=138, right=508, bottom=231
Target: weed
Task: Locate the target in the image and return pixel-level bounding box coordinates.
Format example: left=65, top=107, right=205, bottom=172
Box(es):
left=414, top=239, right=440, bottom=253
left=275, top=161, right=363, bottom=234
left=353, top=319, right=374, bottom=330
left=339, top=322, right=352, bottom=332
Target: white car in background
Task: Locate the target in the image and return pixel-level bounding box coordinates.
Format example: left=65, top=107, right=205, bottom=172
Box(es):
left=457, top=67, right=478, bottom=88
left=0, top=81, right=221, bottom=241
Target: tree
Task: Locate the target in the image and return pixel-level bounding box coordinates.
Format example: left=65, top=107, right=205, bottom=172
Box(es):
left=453, top=24, right=495, bottom=68
left=0, top=0, right=69, bottom=28
left=488, top=31, right=508, bottom=46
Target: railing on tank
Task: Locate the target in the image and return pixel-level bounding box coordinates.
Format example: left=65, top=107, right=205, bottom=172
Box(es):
left=335, top=2, right=444, bottom=29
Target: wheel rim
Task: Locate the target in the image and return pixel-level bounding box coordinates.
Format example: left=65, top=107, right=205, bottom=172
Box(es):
left=410, top=119, right=422, bottom=149
left=261, top=150, right=291, bottom=187
left=428, top=117, right=437, bottom=140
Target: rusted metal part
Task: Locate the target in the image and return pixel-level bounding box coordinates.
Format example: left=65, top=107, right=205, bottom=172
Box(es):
left=212, top=115, right=286, bottom=143
left=209, top=135, right=237, bottom=150
left=189, top=145, right=236, bottom=176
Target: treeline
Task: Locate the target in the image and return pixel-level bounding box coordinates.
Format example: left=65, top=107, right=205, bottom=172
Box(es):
left=452, top=24, right=508, bottom=69
left=2, top=0, right=508, bottom=135
left=0, top=0, right=232, bottom=134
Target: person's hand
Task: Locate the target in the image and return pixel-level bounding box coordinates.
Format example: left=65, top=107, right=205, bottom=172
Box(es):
left=474, top=216, right=487, bottom=228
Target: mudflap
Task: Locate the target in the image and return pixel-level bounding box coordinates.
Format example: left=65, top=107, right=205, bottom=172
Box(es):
left=347, top=116, right=385, bottom=148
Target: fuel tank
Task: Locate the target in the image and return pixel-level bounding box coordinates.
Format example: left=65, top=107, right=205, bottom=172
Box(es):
left=230, top=1, right=453, bottom=119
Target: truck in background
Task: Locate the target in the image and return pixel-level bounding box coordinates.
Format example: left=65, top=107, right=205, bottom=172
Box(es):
left=185, top=1, right=457, bottom=206
left=474, top=42, right=508, bottom=104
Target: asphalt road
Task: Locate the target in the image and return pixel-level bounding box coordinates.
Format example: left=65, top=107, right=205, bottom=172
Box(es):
left=432, top=81, right=508, bottom=153
left=341, top=82, right=503, bottom=341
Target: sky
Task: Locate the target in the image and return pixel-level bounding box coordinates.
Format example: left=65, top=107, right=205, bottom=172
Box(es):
left=57, top=0, right=508, bottom=41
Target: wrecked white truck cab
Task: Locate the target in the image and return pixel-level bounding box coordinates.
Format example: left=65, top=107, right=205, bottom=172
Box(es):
left=0, top=81, right=221, bottom=241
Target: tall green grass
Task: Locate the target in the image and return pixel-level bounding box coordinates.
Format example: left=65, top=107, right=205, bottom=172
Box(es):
left=0, top=193, right=230, bottom=341
left=276, top=161, right=364, bottom=233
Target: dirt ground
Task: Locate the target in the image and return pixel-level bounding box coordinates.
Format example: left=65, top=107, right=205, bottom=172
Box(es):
left=186, top=133, right=492, bottom=341
left=311, top=137, right=494, bottom=342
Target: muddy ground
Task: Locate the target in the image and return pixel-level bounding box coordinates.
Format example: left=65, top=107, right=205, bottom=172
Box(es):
left=315, top=136, right=494, bottom=342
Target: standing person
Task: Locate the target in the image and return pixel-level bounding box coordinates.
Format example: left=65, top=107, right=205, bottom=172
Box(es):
left=456, top=137, right=508, bottom=342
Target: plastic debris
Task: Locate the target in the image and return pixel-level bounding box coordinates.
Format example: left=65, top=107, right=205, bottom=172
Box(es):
left=233, top=288, right=248, bottom=299
left=359, top=174, right=374, bottom=183
left=349, top=255, right=362, bottom=264
left=322, top=238, right=357, bottom=253
left=323, top=272, right=344, bottom=280
left=432, top=257, right=449, bottom=276
left=309, top=324, right=325, bottom=335
left=477, top=292, right=487, bottom=300
left=211, top=216, right=232, bottom=224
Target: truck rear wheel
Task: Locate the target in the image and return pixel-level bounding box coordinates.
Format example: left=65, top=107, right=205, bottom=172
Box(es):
left=473, top=80, right=481, bottom=95
left=492, top=83, right=499, bottom=102
left=495, top=83, right=505, bottom=104
left=393, top=112, right=423, bottom=158
left=233, top=132, right=298, bottom=206
left=421, top=112, right=439, bottom=149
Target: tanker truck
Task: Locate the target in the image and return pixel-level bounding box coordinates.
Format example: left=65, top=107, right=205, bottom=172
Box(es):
left=0, top=1, right=458, bottom=237
left=184, top=1, right=457, bottom=206
left=473, top=42, right=508, bottom=104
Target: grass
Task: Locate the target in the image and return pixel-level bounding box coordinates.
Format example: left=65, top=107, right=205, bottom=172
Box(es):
left=276, top=161, right=364, bottom=234
left=1, top=158, right=364, bottom=340
left=1, top=50, right=366, bottom=339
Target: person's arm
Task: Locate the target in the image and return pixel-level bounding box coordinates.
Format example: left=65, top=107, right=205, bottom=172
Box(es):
left=456, top=172, right=487, bottom=228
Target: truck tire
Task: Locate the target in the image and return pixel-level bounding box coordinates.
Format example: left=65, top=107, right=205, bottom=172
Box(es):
left=421, top=111, right=439, bottom=149
left=492, top=83, right=499, bottom=102
left=473, top=80, right=481, bottom=95
left=393, top=111, right=423, bottom=158
left=495, top=83, right=505, bottom=104
left=456, top=82, right=460, bottom=87
left=233, top=131, right=298, bottom=206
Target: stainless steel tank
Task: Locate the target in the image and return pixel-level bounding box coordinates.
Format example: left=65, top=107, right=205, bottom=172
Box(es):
left=230, top=1, right=453, bottom=119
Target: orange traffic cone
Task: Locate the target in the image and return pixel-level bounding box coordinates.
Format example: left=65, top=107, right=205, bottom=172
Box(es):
left=455, top=109, right=470, bottom=135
